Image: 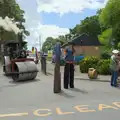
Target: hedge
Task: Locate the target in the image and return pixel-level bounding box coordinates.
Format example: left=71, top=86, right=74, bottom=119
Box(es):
left=79, top=56, right=111, bottom=75
left=79, top=56, right=99, bottom=73
left=97, top=59, right=111, bottom=75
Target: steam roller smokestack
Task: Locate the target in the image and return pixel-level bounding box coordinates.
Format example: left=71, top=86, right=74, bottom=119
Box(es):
left=18, top=32, right=23, bottom=50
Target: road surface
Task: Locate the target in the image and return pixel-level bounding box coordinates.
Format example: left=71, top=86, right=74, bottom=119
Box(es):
left=0, top=63, right=120, bottom=120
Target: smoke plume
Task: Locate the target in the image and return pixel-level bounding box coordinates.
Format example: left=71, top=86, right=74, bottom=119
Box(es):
left=0, top=16, right=21, bottom=34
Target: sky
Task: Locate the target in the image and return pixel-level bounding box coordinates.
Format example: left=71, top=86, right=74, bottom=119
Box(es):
left=16, top=0, right=108, bottom=50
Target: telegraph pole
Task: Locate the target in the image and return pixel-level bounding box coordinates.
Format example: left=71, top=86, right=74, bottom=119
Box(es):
left=39, top=35, right=41, bottom=52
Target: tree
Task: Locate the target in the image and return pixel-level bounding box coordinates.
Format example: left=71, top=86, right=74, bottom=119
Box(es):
left=99, top=0, right=120, bottom=47
left=0, top=0, right=30, bottom=41
left=42, top=36, right=67, bottom=52
left=98, top=28, right=112, bottom=53
left=70, top=15, right=101, bottom=37
left=42, top=37, right=56, bottom=52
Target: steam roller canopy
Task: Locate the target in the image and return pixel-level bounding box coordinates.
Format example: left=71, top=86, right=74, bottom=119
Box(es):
left=12, top=61, right=38, bottom=81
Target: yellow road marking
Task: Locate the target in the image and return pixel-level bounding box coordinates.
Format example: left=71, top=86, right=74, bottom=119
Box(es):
left=33, top=109, right=52, bottom=117
left=56, top=108, right=74, bottom=115
left=113, top=102, right=120, bottom=108
left=0, top=101, right=120, bottom=118
left=74, top=105, right=96, bottom=112
left=0, top=112, right=28, bottom=118
left=98, top=104, right=118, bottom=111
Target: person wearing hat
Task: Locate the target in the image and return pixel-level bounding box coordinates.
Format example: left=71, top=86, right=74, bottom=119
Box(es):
left=110, top=50, right=119, bottom=87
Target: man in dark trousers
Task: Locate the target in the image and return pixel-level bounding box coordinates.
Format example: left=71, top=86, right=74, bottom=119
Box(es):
left=64, top=45, right=75, bottom=89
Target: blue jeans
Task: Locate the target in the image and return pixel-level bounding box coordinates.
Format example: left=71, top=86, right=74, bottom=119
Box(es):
left=111, top=71, right=118, bottom=86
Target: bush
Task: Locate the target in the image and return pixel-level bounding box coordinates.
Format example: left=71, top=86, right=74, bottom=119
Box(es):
left=79, top=56, right=111, bottom=75
left=79, top=56, right=99, bottom=73
left=97, top=59, right=111, bottom=75
left=101, top=51, right=111, bottom=59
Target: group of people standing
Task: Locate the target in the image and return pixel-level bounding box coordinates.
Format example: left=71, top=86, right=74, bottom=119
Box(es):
left=63, top=48, right=120, bottom=88
left=53, top=43, right=120, bottom=89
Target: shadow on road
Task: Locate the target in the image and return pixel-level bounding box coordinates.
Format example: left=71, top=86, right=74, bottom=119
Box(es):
left=9, top=79, right=40, bottom=85
left=75, top=78, right=110, bottom=83
left=69, top=88, right=88, bottom=94
left=57, top=90, right=75, bottom=98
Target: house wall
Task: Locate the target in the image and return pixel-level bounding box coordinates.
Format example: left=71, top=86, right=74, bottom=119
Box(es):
left=73, top=45, right=100, bottom=57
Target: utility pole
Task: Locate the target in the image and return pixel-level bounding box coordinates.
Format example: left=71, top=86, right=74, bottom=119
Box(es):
left=39, top=35, right=41, bottom=52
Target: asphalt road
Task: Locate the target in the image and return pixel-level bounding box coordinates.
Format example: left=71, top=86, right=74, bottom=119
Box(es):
left=0, top=63, right=120, bottom=120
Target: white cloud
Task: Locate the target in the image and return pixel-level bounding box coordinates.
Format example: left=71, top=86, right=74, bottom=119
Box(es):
left=27, top=23, right=69, bottom=50
left=36, top=0, right=108, bottom=15
left=16, top=0, right=22, bottom=2
left=38, top=23, right=69, bottom=39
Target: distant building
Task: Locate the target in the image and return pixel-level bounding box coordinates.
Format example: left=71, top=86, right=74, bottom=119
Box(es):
left=62, top=34, right=102, bottom=57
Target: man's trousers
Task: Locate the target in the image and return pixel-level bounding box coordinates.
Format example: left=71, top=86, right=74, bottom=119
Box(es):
left=64, top=63, right=74, bottom=88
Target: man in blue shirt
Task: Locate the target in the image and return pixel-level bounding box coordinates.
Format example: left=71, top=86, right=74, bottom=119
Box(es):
left=64, top=45, right=75, bottom=89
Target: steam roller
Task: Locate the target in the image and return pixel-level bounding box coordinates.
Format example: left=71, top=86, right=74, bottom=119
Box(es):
left=12, top=61, right=37, bottom=81
left=2, top=40, right=38, bottom=82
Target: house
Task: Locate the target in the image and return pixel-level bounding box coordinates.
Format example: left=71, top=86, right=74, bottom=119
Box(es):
left=62, top=34, right=102, bottom=57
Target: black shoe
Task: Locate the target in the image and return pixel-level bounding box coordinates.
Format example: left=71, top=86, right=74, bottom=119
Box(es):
left=114, top=84, right=118, bottom=87
left=70, top=85, right=74, bottom=88
left=64, top=87, right=68, bottom=89
left=111, top=84, right=114, bottom=86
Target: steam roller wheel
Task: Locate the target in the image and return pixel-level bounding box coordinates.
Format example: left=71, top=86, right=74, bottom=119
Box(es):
left=12, top=61, right=38, bottom=81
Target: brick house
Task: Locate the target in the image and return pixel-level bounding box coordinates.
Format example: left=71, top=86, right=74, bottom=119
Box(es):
left=62, top=34, right=102, bottom=57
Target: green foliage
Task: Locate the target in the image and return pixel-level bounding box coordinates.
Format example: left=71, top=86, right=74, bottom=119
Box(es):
left=117, top=42, right=120, bottom=50
left=98, top=28, right=112, bottom=47
left=100, top=51, right=111, bottom=59
left=43, top=0, right=120, bottom=54
left=22, top=41, right=28, bottom=50
left=42, top=36, right=67, bottom=52
left=0, top=0, right=29, bottom=41
left=0, top=0, right=25, bottom=22
left=79, top=56, right=111, bottom=75
left=70, top=15, right=101, bottom=37
left=99, top=0, right=120, bottom=27
left=47, top=56, right=52, bottom=61
left=79, top=56, right=99, bottom=73
left=42, top=37, right=56, bottom=52
left=99, top=0, right=120, bottom=47
left=97, top=59, right=111, bottom=75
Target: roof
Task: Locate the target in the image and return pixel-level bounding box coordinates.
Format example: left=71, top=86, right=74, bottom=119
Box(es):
left=62, top=34, right=102, bottom=47
left=70, top=34, right=102, bottom=46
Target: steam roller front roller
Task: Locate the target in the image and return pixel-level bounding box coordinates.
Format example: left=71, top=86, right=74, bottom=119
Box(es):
left=12, top=61, right=38, bottom=81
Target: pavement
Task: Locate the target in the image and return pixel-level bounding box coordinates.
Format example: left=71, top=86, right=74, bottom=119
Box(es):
left=0, top=62, right=120, bottom=120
